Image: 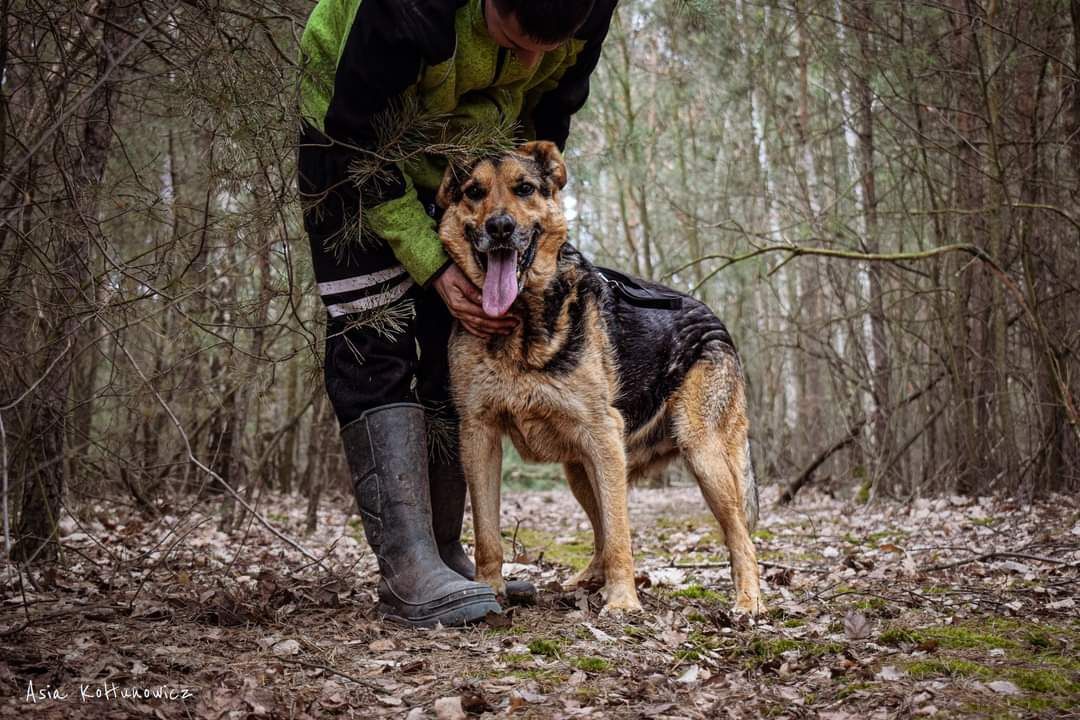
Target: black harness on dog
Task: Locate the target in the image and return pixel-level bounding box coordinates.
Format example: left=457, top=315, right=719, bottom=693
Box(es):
left=595, top=266, right=683, bottom=310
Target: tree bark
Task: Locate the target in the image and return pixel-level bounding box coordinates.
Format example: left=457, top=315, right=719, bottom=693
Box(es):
left=846, top=0, right=893, bottom=497
left=13, top=0, right=139, bottom=563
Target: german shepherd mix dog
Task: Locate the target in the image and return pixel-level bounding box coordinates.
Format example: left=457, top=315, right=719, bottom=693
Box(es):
left=436, top=142, right=763, bottom=614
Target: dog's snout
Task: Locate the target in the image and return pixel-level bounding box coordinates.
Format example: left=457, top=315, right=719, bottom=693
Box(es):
left=485, top=213, right=516, bottom=243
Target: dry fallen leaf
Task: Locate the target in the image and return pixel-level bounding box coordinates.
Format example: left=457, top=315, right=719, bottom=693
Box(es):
left=675, top=665, right=699, bottom=684
left=583, top=623, right=614, bottom=642
left=844, top=610, right=872, bottom=640
left=460, top=686, right=493, bottom=714
left=987, top=680, right=1022, bottom=695
left=271, top=639, right=300, bottom=656
left=877, top=665, right=905, bottom=681
left=659, top=629, right=688, bottom=647
left=434, top=696, right=465, bottom=720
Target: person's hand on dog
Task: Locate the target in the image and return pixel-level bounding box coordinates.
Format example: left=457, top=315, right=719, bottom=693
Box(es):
left=433, top=263, right=518, bottom=339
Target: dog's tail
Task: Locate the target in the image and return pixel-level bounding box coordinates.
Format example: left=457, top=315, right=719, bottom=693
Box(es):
left=741, top=439, right=760, bottom=532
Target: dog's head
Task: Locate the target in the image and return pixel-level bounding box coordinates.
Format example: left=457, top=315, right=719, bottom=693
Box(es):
left=437, top=141, right=568, bottom=318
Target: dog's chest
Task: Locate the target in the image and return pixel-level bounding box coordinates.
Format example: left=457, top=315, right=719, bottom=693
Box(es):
left=449, top=336, right=601, bottom=463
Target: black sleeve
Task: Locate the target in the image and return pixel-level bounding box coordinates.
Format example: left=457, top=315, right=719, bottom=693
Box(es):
left=529, top=0, right=618, bottom=150
left=324, top=0, right=460, bottom=201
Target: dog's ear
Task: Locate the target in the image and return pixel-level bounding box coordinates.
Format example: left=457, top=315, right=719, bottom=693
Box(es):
left=518, top=141, right=567, bottom=192
left=436, top=164, right=463, bottom=209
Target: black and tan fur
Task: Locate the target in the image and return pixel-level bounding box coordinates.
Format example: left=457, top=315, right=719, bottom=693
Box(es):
left=437, top=142, right=763, bottom=614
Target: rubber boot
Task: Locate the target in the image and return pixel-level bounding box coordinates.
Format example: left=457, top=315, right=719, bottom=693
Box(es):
left=343, top=403, right=502, bottom=627
left=429, top=452, right=537, bottom=606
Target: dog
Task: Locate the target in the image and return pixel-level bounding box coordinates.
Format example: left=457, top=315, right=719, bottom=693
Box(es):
left=436, top=141, right=763, bottom=614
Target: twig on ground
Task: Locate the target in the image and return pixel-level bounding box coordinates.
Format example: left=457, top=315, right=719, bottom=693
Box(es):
left=278, top=656, right=385, bottom=692
left=669, top=558, right=830, bottom=574
left=511, top=518, right=523, bottom=560
left=127, top=518, right=213, bottom=611
left=818, top=588, right=922, bottom=607
left=0, top=603, right=123, bottom=638
left=922, top=551, right=1079, bottom=573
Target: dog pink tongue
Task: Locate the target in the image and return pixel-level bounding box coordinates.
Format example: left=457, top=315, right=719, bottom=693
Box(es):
left=482, top=248, right=519, bottom=317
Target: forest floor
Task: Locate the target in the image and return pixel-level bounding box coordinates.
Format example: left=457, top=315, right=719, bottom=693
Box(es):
left=1, top=482, right=1078, bottom=719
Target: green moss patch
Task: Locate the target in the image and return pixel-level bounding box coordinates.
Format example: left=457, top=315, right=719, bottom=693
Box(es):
left=1009, top=667, right=1079, bottom=695
left=501, top=652, right=532, bottom=666
left=917, top=625, right=1014, bottom=650
left=853, top=596, right=889, bottom=613
left=744, top=637, right=844, bottom=668
left=509, top=668, right=566, bottom=685
left=572, top=656, right=611, bottom=672
left=527, top=638, right=563, bottom=658
left=672, top=584, right=727, bottom=603
left=905, top=658, right=994, bottom=681
left=511, top=527, right=593, bottom=571
left=879, top=626, right=919, bottom=646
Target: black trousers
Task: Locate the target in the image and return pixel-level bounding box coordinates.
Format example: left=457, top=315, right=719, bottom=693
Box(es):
left=297, top=123, right=453, bottom=429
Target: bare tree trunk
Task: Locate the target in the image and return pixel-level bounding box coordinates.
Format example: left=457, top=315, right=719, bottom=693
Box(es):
left=303, top=392, right=330, bottom=533
left=947, top=0, right=995, bottom=496
left=225, top=205, right=274, bottom=527
left=846, top=0, right=893, bottom=497
left=278, top=337, right=301, bottom=494
left=794, top=0, right=824, bottom=454
left=13, top=0, right=138, bottom=563
left=1070, top=0, right=1080, bottom=175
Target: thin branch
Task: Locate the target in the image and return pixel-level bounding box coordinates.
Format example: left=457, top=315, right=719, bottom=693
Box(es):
left=668, top=243, right=989, bottom=291
left=923, top=551, right=1080, bottom=573
left=0, top=0, right=185, bottom=214
left=111, top=326, right=325, bottom=567
left=277, top=657, right=385, bottom=693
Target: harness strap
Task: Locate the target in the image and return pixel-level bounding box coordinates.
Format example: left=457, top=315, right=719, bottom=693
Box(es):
left=595, top=266, right=683, bottom=310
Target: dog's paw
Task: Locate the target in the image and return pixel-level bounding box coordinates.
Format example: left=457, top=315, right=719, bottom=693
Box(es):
left=733, top=593, right=765, bottom=617
left=599, top=584, right=643, bottom=614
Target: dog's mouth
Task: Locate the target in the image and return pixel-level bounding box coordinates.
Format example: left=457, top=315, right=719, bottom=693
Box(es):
left=470, top=225, right=540, bottom=318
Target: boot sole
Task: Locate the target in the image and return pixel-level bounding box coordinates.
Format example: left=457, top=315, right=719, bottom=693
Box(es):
left=378, top=593, right=502, bottom=628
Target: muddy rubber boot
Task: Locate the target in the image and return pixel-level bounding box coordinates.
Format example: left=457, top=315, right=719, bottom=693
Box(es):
left=429, top=453, right=537, bottom=606
left=343, top=403, right=502, bottom=627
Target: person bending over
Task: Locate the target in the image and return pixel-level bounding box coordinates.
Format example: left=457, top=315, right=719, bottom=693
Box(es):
left=297, top=0, right=617, bottom=626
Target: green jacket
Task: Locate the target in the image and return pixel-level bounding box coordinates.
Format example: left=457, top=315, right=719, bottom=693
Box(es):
left=299, top=0, right=616, bottom=285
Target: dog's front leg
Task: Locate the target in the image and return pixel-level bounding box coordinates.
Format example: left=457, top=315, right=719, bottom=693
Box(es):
left=583, top=411, right=642, bottom=612
left=461, top=418, right=506, bottom=596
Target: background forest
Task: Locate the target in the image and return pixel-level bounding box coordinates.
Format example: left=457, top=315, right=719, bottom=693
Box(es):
left=2, top=0, right=1078, bottom=563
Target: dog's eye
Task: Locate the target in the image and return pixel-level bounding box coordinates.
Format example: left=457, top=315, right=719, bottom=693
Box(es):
left=465, top=184, right=487, bottom=201
left=514, top=183, right=535, bottom=197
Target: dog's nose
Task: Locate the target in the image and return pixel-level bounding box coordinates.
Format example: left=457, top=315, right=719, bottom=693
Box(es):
left=485, top=213, right=515, bottom=242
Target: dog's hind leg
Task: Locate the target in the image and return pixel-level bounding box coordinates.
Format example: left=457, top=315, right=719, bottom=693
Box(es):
left=564, top=462, right=605, bottom=589
left=461, top=419, right=506, bottom=595
left=674, top=362, right=763, bottom=615
left=684, top=439, right=763, bottom=614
